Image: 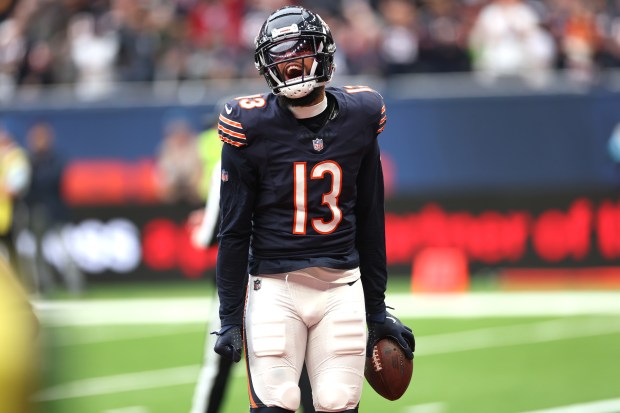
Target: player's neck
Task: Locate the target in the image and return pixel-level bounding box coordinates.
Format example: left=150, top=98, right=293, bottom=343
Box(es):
left=288, top=94, right=328, bottom=119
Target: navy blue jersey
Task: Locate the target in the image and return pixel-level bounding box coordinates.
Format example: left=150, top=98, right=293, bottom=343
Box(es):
left=216, top=86, right=388, bottom=325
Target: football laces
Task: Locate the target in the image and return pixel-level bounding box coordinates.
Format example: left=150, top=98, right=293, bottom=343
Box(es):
left=371, top=345, right=383, bottom=372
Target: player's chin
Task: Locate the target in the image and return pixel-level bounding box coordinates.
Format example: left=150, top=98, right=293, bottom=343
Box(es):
left=278, top=86, right=324, bottom=107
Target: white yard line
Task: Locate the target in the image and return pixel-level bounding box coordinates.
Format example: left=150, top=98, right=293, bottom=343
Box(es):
left=36, top=365, right=201, bottom=402
left=403, top=402, right=446, bottom=413
left=103, top=407, right=149, bottom=413
left=420, top=316, right=620, bottom=356
left=33, top=292, right=620, bottom=326
left=518, top=398, right=620, bottom=413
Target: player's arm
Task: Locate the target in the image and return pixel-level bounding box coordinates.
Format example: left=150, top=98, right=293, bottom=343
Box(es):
left=216, top=143, right=256, bottom=327
left=355, top=138, right=387, bottom=322
left=213, top=141, right=256, bottom=363
left=355, top=92, right=388, bottom=322
left=356, top=96, right=415, bottom=359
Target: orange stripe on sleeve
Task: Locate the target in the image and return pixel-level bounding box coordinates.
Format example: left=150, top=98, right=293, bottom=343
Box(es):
left=218, top=124, right=246, bottom=140
left=218, top=133, right=246, bottom=147
left=219, top=114, right=243, bottom=129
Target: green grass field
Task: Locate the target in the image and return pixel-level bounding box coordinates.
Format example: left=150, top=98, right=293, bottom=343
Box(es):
left=33, top=278, right=620, bottom=413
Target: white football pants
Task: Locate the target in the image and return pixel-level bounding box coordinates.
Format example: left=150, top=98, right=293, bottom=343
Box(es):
left=245, top=268, right=367, bottom=412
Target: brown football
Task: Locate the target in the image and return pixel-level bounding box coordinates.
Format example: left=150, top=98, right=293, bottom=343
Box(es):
left=364, top=337, right=413, bottom=400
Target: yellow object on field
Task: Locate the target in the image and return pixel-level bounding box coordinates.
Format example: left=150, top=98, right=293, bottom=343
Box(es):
left=0, top=257, right=39, bottom=413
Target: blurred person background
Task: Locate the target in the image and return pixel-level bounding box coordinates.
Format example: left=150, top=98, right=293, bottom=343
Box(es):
left=155, top=116, right=203, bottom=206
left=1, top=1, right=619, bottom=413
left=23, top=120, right=84, bottom=296
left=0, top=121, right=30, bottom=286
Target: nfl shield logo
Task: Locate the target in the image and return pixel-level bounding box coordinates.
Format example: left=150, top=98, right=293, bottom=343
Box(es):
left=253, top=278, right=262, bottom=291
left=221, top=169, right=229, bottom=182
left=312, top=138, right=324, bottom=152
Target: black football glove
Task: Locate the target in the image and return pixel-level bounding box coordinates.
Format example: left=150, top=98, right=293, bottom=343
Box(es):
left=367, top=311, right=415, bottom=360
left=212, top=324, right=243, bottom=363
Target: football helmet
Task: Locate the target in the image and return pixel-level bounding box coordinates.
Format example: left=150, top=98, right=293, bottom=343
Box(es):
left=255, top=6, right=336, bottom=98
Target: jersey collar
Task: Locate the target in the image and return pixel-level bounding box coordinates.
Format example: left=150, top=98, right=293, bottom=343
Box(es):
left=287, top=95, right=328, bottom=119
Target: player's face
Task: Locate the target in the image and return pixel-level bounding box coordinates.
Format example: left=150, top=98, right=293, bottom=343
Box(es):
left=268, top=39, right=315, bottom=82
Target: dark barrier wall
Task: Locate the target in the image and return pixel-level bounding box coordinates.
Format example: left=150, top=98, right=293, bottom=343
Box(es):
left=382, top=94, right=620, bottom=195
left=3, top=91, right=620, bottom=196
left=4, top=90, right=620, bottom=281
left=2, top=105, right=212, bottom=161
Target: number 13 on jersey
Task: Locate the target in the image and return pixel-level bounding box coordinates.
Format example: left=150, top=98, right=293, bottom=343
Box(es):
left=293, top=161, right=343, bottom=235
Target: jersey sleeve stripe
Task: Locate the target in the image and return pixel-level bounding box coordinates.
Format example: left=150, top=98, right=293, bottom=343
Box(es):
left=376, top=125, right=386, bottom=134
left=218, top=133, right=246, bottom=147
left=379, top=114, right=387, bottom=125
left=218, top=124, right=246, bottom=140
left=381, top=104, right=386, bottom=114
left=219, top=114, right=243, bottom=129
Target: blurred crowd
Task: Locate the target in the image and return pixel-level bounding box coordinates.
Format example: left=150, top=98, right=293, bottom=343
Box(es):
left=1, top=0, right=620, bottom=97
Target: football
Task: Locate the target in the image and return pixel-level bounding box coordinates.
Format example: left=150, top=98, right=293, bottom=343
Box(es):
left=364, top=337, right=413, bottom=400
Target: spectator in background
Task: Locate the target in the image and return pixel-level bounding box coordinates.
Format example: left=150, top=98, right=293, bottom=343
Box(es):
left=377, top=0, right=421, bottom=75
left=337, top=0, right=383, bottom=75
left=0, top=122, right=30, bottom=285
left=468, top=0, right=556, bottom=86
left=111, top=0, right=160, bottom=83
left=559, top=0, right=601, bottom=81
left=68, top=12, right=119, bottom=100
left=156, top=117, right=203, bottom=205
left=0, top=15, right=26, bottom=100
left=24, top=121, right=84, bottom=296
left=417, top=0, right=472, bottom=73
left=590, top=0, right=620, bottom=69
left=17, top=0, right=71, bottom=88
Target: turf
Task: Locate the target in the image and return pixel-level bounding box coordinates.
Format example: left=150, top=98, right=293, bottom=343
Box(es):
left=33, top=279, right=620, bottom=413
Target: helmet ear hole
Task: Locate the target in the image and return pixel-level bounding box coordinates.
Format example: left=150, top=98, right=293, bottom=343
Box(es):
left=254, top=6, right=336, bottom=97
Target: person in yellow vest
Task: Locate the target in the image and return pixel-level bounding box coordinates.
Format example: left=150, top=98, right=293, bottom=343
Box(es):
left=0, top=255, right=39, bottom=413
left=0, top=124, right=31, bottom=283
left=196, top=116, right=224, bottom=204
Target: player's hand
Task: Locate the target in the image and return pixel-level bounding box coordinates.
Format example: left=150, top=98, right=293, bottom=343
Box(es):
left=367, top=311, right=415, bottom=360
left=212, top=324, right=243, bottom=362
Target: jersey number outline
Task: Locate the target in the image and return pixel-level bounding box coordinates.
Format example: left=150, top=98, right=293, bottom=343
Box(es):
left=235, top=94, right=266, bottom=109
left=343, top=85, right=375, bottom=94
left=293, top=161, right=343, bottom=235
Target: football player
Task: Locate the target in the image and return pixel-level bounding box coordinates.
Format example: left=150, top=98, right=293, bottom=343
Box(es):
left=213, top=6, right=415, bottom=413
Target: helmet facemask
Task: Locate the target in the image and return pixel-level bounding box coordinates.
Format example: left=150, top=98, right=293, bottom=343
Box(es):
left=257, top=36, right=333, bottom=98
